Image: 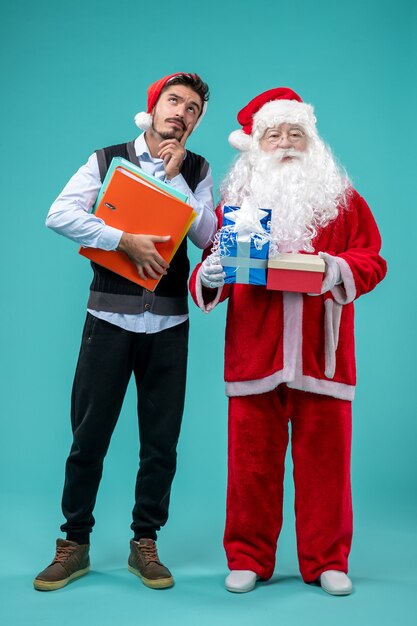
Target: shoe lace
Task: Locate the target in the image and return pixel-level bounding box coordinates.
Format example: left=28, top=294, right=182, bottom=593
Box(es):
left=53, top=545, right=75, bottom=564
left=139, top=542, right=160, bottom=564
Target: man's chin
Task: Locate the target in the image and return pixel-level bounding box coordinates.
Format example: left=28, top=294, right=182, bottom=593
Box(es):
left=159, top=131, right=178, bottom=140
left=152, top=124, right=184, bottom=141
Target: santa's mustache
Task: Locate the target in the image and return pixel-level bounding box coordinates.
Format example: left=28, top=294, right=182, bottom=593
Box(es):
left=271, top=148, right=303, bottom=162
left=254, top=148, right=304, bottom=169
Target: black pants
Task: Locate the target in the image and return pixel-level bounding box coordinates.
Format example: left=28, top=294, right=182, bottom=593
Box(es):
left=61, top=313, right=189, bottom=544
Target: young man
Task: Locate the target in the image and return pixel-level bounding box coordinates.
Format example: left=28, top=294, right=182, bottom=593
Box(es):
left=190, top=87, right=386, bottom=595
left=34, top=72, right=216, bottom=591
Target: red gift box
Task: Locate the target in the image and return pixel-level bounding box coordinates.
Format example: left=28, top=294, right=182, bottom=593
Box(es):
left=267, top=253, right=325, bottom=294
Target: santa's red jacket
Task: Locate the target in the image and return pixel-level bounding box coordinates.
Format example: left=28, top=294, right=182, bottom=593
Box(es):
left=189, top=189, right=387, bottom=401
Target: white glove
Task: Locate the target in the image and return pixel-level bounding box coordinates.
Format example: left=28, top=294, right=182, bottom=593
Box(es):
left=319, top=252, right=342, bottom=294
left=201, top=253, right=225, bottom=289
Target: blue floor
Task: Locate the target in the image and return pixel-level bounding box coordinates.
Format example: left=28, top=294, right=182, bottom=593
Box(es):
left=1, top=493, right=415, bottom=626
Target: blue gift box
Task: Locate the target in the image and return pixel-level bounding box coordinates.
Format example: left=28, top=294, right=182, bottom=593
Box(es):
left=219, top=205, right=271, bottom=286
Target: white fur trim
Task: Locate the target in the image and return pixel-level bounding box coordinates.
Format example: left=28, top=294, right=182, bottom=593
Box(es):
left=226, top=369, right=288, bottom=397
left=324, top=299, right=342, bottom=379
left=287, top=376, right=355, bottom=401
left=226, top=374, right=355, bottom=401
left=195, top=265, right=223, bottom=313
left=228, top=129, right=252, bottom=151
left=253, top=100, right=317, bottom=139
left=329, top=256, right=356, bottom=304
left=283, top=292, right=303, bottom=380
left=134, top=111, right=152, bottom=131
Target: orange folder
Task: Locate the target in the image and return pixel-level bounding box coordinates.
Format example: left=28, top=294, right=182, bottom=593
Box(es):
left=79, top=167, right=196, bottom=291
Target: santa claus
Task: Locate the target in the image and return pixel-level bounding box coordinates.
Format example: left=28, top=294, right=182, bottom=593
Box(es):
left=189, top=88, right=387, bottom=595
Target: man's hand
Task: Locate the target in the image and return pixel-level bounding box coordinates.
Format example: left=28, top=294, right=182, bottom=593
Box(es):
left=201, top=253, right=225, bottom=289
left=158, top=124, right=192, bottom=180
left=117, top=232, right=171, bottom=280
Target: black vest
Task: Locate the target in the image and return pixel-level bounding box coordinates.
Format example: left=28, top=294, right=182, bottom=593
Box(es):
left=87, top=140, right=209, bottom=315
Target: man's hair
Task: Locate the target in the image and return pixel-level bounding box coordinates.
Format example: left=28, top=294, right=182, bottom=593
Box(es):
left=161, top=74, right=210, bottom=106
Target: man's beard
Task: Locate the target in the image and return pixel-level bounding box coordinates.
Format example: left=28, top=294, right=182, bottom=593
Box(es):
left=152, top=118, right=184, bottom=141
left=158, top=131, right=177, bottom=140
left=221, top=140, right=350, bottom=253
left=155, top=127, right=180, bottom=140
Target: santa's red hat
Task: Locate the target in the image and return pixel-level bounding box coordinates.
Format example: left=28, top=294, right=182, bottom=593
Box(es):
left=135, top=72, right=208, bottom=131
left=229, top=87, right=317, bottom=151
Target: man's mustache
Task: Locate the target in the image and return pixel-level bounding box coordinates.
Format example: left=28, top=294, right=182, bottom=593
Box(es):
left=165, top=118, right=185, bottom=130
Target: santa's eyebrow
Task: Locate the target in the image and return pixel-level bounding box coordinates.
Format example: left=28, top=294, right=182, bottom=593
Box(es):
left=265, top=125, right=305, bottom=134
left=288, top=125, right=305, bottom=133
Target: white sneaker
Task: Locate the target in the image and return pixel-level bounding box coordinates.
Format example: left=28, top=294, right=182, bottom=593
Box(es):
left=225, top=570, right=258, bottom=593
left=320, top=570, right=352, bottom=595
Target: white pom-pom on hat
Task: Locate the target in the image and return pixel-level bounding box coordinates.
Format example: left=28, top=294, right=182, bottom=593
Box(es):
left=134, top=111, right=153, bottom=131
left=228, top=130, right=252, bottom=151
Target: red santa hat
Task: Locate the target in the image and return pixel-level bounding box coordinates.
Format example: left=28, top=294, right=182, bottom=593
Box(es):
left=134, top=72, right=208, bottom=131
left=228, top=87, right=317, bottom=151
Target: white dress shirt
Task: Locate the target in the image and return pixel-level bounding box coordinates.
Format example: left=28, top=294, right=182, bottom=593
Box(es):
left=46, top=133, right=216, bottom=333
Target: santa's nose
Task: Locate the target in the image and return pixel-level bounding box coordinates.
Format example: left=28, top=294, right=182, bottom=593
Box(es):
left=277, top=135, right=292, bottom=148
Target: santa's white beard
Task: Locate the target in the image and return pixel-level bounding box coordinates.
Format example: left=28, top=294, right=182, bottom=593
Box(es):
left=221, top=140, right=350, bottom=253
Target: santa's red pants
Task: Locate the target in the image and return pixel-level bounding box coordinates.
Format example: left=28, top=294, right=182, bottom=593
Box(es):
left=224, top=385, right=352, bottom=582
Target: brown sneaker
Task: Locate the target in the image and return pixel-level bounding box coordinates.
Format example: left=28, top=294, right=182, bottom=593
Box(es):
left=33, top=539, right=90, bottom=591
left=128, top=539, right=174, bottom=589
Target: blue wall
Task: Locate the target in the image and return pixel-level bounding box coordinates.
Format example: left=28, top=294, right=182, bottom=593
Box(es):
left=1, top=1, right=416, bottom=624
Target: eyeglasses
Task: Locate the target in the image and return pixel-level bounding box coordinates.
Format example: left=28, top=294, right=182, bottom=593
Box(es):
left=262, top=129, right=306, bottom=145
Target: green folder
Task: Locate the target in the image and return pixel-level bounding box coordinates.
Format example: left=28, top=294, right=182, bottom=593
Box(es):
left=92, top=157, right=188, bottom=213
